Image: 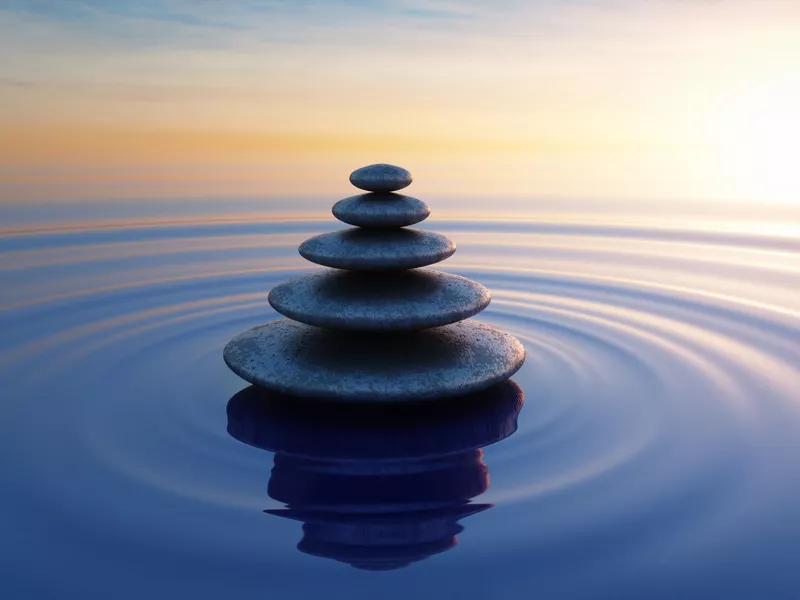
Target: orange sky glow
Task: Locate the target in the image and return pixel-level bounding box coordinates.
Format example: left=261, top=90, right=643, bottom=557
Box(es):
left=1, top=0, right=799, bottom=203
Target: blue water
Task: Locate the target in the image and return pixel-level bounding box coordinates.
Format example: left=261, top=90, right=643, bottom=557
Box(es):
left=2, top=197, right=800, bottom=598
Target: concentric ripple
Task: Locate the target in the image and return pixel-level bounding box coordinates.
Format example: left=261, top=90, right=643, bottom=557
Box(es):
left=2, top=199, right=800, bottom=599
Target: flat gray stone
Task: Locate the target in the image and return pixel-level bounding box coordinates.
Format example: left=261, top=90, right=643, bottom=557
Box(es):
left=299, top=228, right=455, bottom=270
left=223, top=319, right=526, bottom=402
left=333, top=193, right=429, bottom=228
left=268, top=268, right=490, bottom=331
left=350, top=164, right=412, bottom=192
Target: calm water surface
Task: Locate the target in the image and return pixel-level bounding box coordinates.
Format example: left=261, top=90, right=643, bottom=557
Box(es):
left=2, top=197, right=800, bottom=599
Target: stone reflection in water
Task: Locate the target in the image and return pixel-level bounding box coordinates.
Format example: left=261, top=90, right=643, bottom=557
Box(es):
left=226, top=380, right=524, bottom=571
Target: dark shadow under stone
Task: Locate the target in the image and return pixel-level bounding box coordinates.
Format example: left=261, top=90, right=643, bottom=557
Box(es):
left=226, top=379, right=524, bottom=458
left=225, top=380, right=524, bottom=570
left=223, top=318, right=526, bottom=402
left=268, top=268, right=490, bottom=331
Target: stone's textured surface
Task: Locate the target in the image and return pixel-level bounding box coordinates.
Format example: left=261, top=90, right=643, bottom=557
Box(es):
left=299, top=228, right=455, bottom=270
left=349, top=164, right=413, bottom=193
left=268, top=268, right=490, bottom=331
left=223, top=318, right=526, bottom=402
left=223, top=163, right=526, bottom=402
left=332, top=193, right=429, bottom=228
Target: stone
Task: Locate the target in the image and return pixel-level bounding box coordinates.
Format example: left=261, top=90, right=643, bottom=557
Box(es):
left=332, top=193, right=429, bottom=228
left=268, top=268, right=490, bottom=331
left=223, top=318, right=526, bottom=402
left=349, top=164, right=413, bottom=193
left=299, top=228, right=455, bottom=270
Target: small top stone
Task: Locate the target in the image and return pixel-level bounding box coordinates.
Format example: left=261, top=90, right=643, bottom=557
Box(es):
left=350, top=164, right=412, bottom=193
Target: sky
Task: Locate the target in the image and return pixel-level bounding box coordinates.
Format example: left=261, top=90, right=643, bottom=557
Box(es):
left=1, top=0, right=799, bottom=203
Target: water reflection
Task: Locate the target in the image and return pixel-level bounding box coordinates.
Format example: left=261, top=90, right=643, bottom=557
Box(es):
left=226, top=381, right=524, bottom=570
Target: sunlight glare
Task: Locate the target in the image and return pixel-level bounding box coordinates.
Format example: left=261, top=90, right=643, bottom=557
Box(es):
left=713, top=77, right=800, bottom=203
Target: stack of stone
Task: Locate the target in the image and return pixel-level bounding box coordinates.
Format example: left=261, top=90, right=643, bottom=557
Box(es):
left=224, top=163, right=525, bottom=402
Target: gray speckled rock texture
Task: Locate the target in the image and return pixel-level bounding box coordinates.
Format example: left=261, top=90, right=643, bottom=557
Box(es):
left=268, top=268, right=490, bottom=331
left=333, top=193, right=429, bottom=228
left=223, top=163, right=526, bottom=402
left=349, top=164, right=413, bottom=193
left=223, top=318, right=526, bottom=402
left=299, top=228, right=455, bottom=270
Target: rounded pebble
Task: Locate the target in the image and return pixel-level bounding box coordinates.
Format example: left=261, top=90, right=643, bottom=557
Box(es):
left=299, top=228, right=455, bottom=270
left=349, top=164, right=412, bottom=193
left=333, top=193, right=429, bottom=228
left=223, top=319, right=526, bottom=402
left=268, top=268, right=490, bottom=331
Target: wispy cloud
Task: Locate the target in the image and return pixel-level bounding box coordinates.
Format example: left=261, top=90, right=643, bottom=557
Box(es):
left=3, top=1, right=775, bottom=54
left=2, top=0, right=486, bottom=45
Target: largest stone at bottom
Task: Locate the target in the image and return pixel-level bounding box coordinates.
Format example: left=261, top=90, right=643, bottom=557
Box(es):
left=223, top=318, right=525, bottom=402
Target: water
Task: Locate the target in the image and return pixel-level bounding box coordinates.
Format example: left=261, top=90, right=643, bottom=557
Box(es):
left=2, top=197, right=800, bottom=599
